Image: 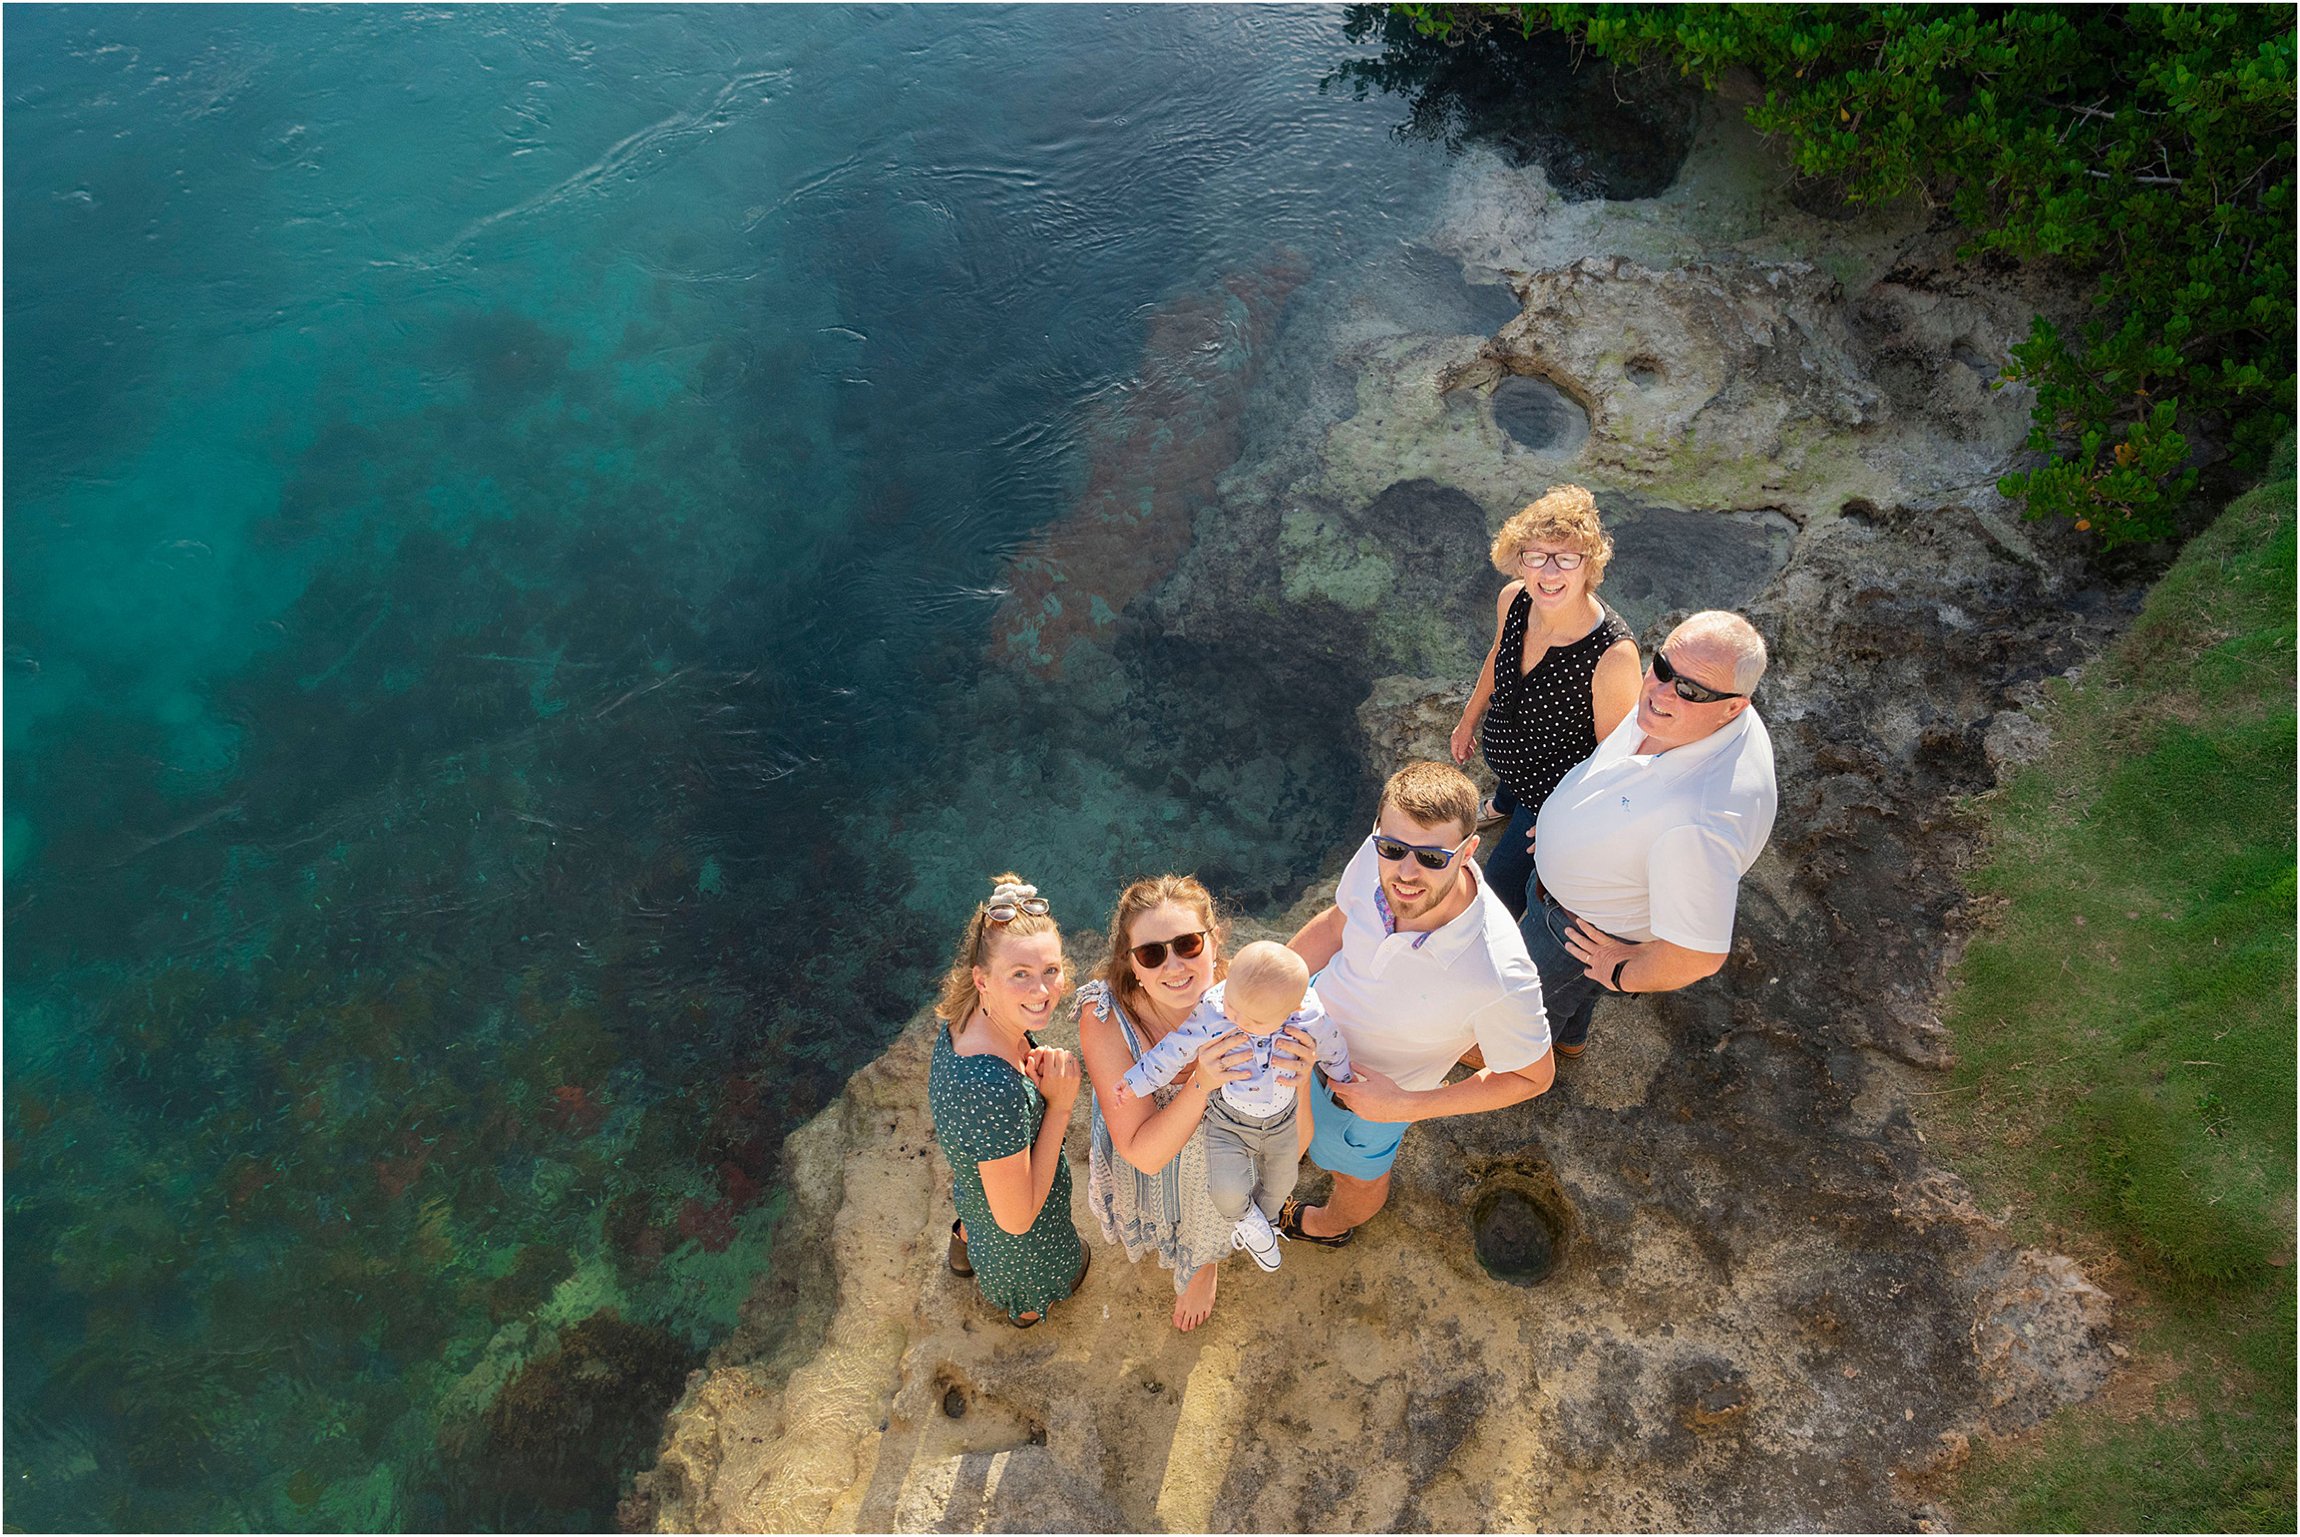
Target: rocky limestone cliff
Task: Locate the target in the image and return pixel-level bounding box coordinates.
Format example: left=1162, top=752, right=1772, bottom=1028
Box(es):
left=626, top=498, right=2124, bottom=1534
left=627, top=84, right=2141, bottom=1535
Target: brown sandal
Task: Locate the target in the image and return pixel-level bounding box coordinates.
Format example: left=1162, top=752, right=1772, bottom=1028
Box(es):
left=948, top=1219, right=973, bottom=1277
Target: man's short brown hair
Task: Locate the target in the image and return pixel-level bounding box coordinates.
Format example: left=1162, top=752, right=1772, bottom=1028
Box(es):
left=1378, top=760, right=1480, bottom=841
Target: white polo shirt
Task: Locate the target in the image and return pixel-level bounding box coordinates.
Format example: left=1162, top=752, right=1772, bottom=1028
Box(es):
left=1534, top=706, right=1777, bottom=951
left=1316, top=839, right=1551, bottom=1092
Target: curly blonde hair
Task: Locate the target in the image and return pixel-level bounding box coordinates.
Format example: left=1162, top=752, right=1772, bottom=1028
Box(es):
left=1093, top=873, right=1228, bottom=1025
left=933, top=872, right=1068, bottom=1025
left=1489, top=484, right=1613, bottom=587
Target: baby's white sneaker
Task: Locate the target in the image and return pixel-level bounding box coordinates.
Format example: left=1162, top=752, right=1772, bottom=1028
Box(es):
left=1231, top=1207, right=1281, bottom=1272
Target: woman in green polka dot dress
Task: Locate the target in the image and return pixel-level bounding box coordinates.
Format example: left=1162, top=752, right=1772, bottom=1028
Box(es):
left=928, top=874, right=1088, bottom=1325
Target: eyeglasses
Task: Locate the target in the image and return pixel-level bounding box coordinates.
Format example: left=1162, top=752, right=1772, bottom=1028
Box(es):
left=1129, top=930, right=1208, bottom=968
left=1369, top=826, right=1476, bottom=870
left=1651, top=650, right=1745, bottom=705
left=1517, top=549, right=1587, bottom=572
left=985, top=895, right=1051, bottom=923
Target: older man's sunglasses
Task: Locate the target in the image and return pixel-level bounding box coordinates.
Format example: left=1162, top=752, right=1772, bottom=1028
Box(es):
left=1652, top=650, right=1745, bottom=705
left=1369, top=827, right=1475, bottom=870
left=1129, top=930, right=1208, bottom=968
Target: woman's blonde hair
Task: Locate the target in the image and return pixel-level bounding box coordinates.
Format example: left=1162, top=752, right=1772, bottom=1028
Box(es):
left=1489, top=483, right=1613, bottom=587
left=1093, top=873, right=1228, bottom=1026
left=933, top=872, right=1067, bottom=1025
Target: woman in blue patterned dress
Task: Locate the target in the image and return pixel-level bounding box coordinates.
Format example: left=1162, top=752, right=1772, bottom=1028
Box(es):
left=1077, top=874, right=1315, bottom=1331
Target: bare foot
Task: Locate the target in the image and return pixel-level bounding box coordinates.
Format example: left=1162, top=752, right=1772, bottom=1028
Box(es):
left=1172, top=1263, right=1218, bottom=1331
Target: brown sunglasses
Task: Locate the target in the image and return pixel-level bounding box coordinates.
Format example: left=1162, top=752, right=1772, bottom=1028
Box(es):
left=1129, top=930, right=1209, bottom=968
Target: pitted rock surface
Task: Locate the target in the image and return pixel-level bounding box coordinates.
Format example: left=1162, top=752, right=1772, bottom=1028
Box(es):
left=1505, top=254, right=1883, bottom=461
left=1434, top=253, right=2039, bottom=526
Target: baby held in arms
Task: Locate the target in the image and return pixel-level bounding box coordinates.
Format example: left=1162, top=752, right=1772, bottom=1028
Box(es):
left=1117, top=941, right=1353, bottom=1272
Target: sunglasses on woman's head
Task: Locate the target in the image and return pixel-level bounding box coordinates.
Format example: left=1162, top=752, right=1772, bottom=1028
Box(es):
left=1129, top=930, right=1208, bottom=968
left=1369, top=827, right=1475, bottom=870
left=1651, top=650, right=1745, bottom=705
left=985, top=895, right=1051, bottom=923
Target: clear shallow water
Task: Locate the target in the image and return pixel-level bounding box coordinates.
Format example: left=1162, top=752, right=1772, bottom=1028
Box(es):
left=3, top=6, right=1502, bottom=1529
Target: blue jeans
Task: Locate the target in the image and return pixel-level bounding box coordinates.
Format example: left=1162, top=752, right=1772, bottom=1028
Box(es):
left=1482, top=803, right=1539, bottom=922
left=1520, top=891, right=1609, bottom=1050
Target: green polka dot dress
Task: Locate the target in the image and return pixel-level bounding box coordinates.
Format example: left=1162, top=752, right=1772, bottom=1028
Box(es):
left=930, top=1023, right=1085, bottom=1322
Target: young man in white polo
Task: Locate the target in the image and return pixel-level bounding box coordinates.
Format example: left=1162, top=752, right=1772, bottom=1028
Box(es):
left=1278, top=760, right=1556, bottom=1246
left=1522, top=609, right=1779, bottom=1056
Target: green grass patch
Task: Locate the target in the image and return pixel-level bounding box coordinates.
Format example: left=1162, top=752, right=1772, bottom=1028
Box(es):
left=1931, top=439, right=2296, bottom=1530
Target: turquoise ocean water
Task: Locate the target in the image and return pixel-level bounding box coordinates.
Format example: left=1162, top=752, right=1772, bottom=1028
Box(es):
left=2, top=6, right=1536, bottom=1528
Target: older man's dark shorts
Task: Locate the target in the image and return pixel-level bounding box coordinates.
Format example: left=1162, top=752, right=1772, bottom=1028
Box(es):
left=1519, top=890, right=1622, bottom=1050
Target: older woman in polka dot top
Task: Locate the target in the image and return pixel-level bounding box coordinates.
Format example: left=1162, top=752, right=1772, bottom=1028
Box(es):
left=1449, top=484, right=1643, bottom=920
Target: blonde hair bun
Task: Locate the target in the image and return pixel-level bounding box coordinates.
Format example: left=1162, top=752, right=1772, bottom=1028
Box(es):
left=933, top=871, right=1065, bottom=1024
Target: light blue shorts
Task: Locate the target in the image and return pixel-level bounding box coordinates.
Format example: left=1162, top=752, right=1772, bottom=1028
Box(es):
left=1305, top=1066, right=1408, bottom=1180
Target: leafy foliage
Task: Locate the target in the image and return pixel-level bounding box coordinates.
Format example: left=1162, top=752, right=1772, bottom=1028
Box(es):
left=1385, top=4, right=2296, bottom=547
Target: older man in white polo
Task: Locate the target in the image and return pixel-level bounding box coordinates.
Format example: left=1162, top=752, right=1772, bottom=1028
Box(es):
left=1523, top=609, right=1779, bottom=1056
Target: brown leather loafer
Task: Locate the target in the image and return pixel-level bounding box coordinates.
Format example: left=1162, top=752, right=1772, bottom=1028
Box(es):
left=1276, top=1196, right=1356, bottom=1248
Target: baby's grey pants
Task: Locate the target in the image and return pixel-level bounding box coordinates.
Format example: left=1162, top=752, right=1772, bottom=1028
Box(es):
left=1203, top=1096, right=1299, bottom=1222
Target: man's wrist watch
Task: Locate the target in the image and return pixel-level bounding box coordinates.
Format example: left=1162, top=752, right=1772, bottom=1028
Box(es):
left=1610, top=958, right=1632, bottom=993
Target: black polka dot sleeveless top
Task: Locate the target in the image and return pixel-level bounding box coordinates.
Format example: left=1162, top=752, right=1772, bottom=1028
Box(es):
left=1479, top=590, right=1635, bottom=809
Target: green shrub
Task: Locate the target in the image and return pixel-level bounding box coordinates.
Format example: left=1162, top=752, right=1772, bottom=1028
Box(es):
left=1378, top=4, right=2297, bottom=547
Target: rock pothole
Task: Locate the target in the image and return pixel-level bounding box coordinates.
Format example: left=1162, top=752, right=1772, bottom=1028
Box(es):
left=1491, top=372, right=1591, bottom=455
left=1471, top=1175, right=1574, bottom=1287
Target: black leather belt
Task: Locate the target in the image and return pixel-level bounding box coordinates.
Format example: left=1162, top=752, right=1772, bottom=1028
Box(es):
left=1532, top=881, right=1579, bottom=929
